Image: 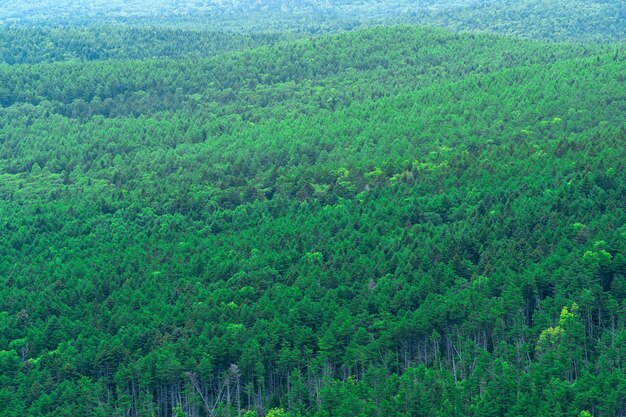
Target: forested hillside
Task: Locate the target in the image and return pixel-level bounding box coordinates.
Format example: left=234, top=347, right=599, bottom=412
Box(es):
left=2, top=0, right=625, bottom=42
left=0, top=27, right=286, bottom=65
left=0, top=22, right=625, bottom=417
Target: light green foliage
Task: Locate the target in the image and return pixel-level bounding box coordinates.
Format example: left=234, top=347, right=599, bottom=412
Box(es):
left=266, top=408, right=290, bottom=417
left=173, top=404, right=185, bottom=417
left=584, top=249, right=613, bottom=263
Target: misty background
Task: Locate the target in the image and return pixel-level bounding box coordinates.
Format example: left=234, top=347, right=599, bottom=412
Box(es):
left=1, top=0, right=624, bottom=42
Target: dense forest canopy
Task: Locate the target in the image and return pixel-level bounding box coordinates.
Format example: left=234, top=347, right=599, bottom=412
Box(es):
left=0, top=27, right=288, bottom=65
left=0, top=2, right=625, bottom=417
left=1, top=0, right=625, bottom=41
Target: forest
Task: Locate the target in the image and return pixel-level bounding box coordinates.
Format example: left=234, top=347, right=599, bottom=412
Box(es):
left=2, top=0, right=625, bottom=41
left=0, top=1, right=625, bottom=417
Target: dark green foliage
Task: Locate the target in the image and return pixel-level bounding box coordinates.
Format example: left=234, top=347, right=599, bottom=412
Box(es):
left=0, top=20, right=625, bottom=417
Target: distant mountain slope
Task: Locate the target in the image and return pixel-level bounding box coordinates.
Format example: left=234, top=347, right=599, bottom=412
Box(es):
left=0, top=27, right=287, bottom=65
left=1, top=0, right=624, bottom=42
left=403, top=0, right=626, bottom=42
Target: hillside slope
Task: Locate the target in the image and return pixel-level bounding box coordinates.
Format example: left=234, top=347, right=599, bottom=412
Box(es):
left=0, top=25, right=625, bottom=417
left=2, top=0, right=625, bottom=42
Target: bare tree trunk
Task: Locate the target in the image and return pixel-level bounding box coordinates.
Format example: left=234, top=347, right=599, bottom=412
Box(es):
left=257, top=384, right=263, bottom=416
